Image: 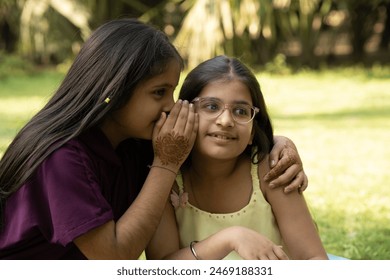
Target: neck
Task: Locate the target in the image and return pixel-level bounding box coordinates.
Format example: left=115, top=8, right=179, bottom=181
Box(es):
left=193, top=157, right=236, bottom=178
left=184, top=154, right=252, bottom=212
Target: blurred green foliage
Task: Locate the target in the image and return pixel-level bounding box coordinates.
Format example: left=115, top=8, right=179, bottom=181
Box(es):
left=1, top=0, right=389, bottom=69
left=0, top=52, right=34, bottom=79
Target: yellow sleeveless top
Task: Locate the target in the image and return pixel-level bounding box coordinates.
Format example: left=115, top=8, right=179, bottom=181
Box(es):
left=173, top=163, right=284, bottom=260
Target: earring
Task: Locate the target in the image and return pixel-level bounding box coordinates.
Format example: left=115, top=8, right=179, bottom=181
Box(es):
left=104, top=97, right=111, bottom=104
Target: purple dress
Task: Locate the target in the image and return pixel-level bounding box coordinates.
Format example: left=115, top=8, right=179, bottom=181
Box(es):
left=0, top=128, right=153, bottom=259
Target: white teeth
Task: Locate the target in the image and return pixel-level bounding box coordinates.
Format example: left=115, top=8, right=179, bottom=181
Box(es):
left=211, top=134, right=233, bottom=140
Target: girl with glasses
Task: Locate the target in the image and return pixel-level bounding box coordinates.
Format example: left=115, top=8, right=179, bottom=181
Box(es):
left=146, top=55, right=328, bottom=260
left=0, top=19, right=306, bottom=259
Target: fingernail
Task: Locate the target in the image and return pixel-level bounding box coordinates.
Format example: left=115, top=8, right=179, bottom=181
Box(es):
left=271, top=160, right=275, bottom=167
left=269, top=183, right=274, bottom=188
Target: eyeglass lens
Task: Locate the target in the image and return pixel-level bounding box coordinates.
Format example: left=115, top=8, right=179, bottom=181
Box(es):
left=197, top=98, right=256, bottom=123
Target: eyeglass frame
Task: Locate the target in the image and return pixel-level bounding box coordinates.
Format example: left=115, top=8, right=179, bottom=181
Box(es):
left=191, top=97, right=260, bottom=124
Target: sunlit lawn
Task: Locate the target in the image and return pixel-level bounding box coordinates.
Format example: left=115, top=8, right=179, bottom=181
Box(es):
left=260, top=67, right=390, bottom=259
left=0, top=71, right=62, bottom=150
left=1, top=67, right=389, bottom=259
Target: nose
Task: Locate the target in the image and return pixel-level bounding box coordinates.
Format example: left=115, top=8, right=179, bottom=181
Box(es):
left=216, top=107, right=235, bottom=127
left=163, top=95, right=176, bottom=113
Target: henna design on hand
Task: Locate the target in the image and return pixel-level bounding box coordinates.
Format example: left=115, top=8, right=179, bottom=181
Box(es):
left=265, top=143, right=300, bottom=181
left=154, top=131, right=190, bottom=166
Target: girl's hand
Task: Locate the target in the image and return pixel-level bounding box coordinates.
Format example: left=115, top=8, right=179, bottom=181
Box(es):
left=264, top=136, right=308, bottom=193
left=230, top=227, right=288, bottom=260
left=152, top=100, right=198, bottom=172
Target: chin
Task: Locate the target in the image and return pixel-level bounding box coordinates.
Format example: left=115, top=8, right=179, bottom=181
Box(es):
left=141, top=132, right=153, bottom=141
left=130, top=128, right=153, bottom=141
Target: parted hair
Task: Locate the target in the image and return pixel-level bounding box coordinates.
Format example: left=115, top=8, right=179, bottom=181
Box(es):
left=178, top=55, right=274, bottom=166
left=0, top=18, right=183, bottom=230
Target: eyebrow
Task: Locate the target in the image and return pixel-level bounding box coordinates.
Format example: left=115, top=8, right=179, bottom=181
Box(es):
left=153, top=83, right=175, bottom=89
left=203, top=97, right=252, bottom=105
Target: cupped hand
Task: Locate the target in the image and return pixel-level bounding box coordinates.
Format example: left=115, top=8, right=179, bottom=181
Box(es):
left=152, top=100, right=198, bottom=171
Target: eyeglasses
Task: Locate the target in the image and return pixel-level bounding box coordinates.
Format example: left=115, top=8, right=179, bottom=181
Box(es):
left=192, top=97, right=259, bottom=124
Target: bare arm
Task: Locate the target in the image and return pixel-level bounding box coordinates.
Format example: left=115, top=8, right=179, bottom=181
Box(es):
left=260, top=156, right=328, bottom=260
left=148, top=223, right=288, bottom=260
left=265, top=135, right=308, bottom=193
left=74, top=168, right=177, bottom=259
left=74, top=101, right=198, bottom=259
left=146, top=198, right=181, bottom=259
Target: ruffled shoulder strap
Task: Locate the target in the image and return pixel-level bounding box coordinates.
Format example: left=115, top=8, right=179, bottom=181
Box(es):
left=175, top=172, right=185, bottom=193
left=251, top=162, right=262, bottom=193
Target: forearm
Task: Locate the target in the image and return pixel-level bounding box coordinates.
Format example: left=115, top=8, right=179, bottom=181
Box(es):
left=115, top=167, right=177, bottom=258
left=163, top=228, right=235, bottom=260
left=162, top=226, right=288, bottom=260
left=74, top=166, right=177, bottom=259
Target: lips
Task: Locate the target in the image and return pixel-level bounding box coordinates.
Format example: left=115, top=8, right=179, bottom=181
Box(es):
left=208, top=132, right=237, bottom=140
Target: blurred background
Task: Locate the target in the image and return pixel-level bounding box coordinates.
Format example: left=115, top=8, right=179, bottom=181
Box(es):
left=1, top=0, right=390, bottom=70
left=0, top=0, right=389, bottom=259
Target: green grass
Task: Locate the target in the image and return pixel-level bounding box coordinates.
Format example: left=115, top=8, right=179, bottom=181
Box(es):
left=259, top=66, right=390, bottom=260
left=0, top=71, right=63, bottom=151
left=1, top=67, right=389, bottom=259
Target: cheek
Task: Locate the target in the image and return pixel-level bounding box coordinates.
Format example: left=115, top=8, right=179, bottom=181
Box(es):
left=196, top=118, right=210, bottom=136
left=130, top=102, right=156, bottom=120
left=118, top=107, right=137, bottom=123
left=193, top=119, right=209, bottom=148
left=112, top=102, right=145, bottom=131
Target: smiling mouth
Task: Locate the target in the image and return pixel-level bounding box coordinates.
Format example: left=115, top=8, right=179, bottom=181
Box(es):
left=209, top=134, right=236, bottom=140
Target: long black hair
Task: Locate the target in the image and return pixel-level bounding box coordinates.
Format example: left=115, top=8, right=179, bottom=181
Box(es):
left=0, top=18, right=182, bottom=229
left=178, top=55, right=273, bottom=165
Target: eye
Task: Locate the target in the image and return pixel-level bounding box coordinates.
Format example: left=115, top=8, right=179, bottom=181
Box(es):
left=233, top=105, right=250, bottom=116
left=202, top=101, right=221, bottom=112
left=153, top=88, right=166, bottom=97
